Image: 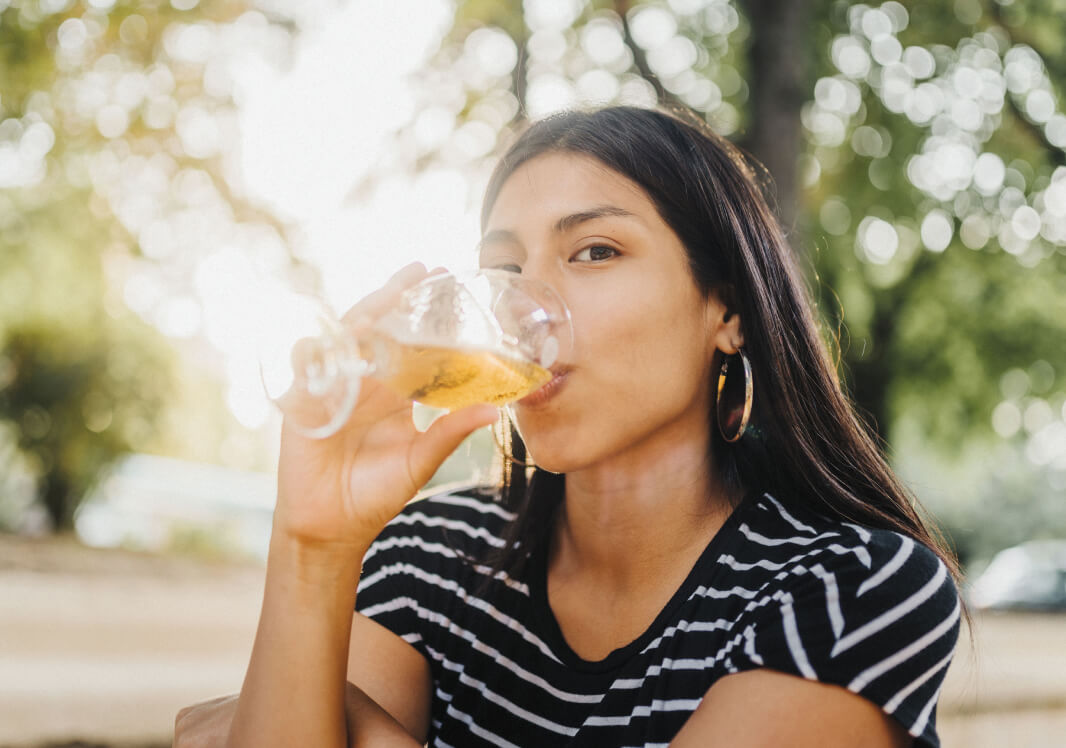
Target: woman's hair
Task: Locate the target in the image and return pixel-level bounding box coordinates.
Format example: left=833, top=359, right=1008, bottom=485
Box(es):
left=478, top=105, right=961, bottom=590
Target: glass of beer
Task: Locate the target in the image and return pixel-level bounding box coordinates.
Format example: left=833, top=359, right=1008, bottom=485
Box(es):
left=259, top=269, right=572, bottom=438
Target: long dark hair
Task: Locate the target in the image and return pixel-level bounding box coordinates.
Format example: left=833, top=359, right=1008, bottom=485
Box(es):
left=478, top=105, right=961, bottom=591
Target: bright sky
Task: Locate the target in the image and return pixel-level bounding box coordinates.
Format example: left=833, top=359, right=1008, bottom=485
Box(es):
left=205, top=0, right=486, bottom=430
left=239, top=0, right=479, bottom=285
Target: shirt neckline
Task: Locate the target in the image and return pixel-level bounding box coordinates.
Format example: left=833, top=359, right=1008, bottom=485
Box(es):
left=527, top=490, right=759, bottom=674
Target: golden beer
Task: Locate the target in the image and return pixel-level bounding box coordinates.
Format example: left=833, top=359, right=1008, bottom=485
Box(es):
left=264, top=269, right=570, bottom=437
left=372, top=337, right=552, bottom=410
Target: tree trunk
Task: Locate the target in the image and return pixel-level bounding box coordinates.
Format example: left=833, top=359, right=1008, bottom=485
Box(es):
left=739, top=0, right=899, bottom=442
left=737, top=0, right=813, bottom=237
left=846, top=311, right=895, bottom=443
left=41, top=472, right=75, bottom=532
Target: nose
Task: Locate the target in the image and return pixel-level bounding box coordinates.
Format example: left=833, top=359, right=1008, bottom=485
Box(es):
left=516, top=261, right=569, bottom=318
left=508, top=256, right=574, bottom=367
left=514, top=252, right=558, bottom=291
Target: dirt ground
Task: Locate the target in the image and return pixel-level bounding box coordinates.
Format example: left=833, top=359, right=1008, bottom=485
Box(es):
left=1, top=534, right=1065, bottom=748
left=938, top=611, right=1066, bottom=746
left=0, top=535, right=262, bottom=748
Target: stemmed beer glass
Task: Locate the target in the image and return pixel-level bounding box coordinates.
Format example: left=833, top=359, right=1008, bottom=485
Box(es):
left=258, top=269, right=573, bottom=439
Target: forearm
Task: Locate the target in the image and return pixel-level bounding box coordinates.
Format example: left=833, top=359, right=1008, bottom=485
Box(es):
left=227, top=534, right=368, bottom=748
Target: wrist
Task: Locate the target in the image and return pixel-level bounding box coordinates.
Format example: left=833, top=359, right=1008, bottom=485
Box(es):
left=270, top=511, right=375, bottom=560
left=266, top=531, right=368, bottom=597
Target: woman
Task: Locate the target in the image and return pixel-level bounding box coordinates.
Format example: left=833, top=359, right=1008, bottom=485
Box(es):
left=176, top=106, right=961, bottom=747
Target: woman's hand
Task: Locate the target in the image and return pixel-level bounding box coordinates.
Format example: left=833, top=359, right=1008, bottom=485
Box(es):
left=225, top=263, right=492, bottom=748
left=274, top=262, right=498, bottom=553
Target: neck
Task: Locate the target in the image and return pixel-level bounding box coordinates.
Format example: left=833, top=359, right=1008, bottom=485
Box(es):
left=555, top=425, right=735, bottom=588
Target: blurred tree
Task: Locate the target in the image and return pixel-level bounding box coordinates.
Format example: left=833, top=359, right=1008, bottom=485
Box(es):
left=0, top=324, right=173, bottom=531
left=0, top=0, right=295, bottom=530
left=363, top=0, right=1066, bottom=562
left=802, top=0, right=1066, bottom=561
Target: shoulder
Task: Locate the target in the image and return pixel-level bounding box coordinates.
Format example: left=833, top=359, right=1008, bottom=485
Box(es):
left=723, top=492, right=961, bottom=745
left=735, top=492, right=959, bottom=613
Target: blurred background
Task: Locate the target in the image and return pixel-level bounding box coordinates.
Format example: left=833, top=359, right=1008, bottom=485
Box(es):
left=1, top=0, right=1064, bottom=745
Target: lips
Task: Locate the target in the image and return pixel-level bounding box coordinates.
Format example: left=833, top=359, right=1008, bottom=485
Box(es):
left=519, top=366, right=571, bottom=407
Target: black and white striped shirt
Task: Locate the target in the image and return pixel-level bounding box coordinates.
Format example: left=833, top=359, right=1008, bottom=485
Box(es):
left=356, top=489, right=960, bottom=747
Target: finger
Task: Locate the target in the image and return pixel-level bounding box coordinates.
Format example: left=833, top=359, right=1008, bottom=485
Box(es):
left=273, top=335, right=353, bottom=433
left=340, top=262, right=432, bottom=329
left=407, top=404, right=499, bottom=487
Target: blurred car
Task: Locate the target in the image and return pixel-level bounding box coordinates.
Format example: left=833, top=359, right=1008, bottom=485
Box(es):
left=968, top=540, right=1066, bottom=612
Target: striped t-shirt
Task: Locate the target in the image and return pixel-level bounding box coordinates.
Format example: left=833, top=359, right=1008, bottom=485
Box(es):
left=356, top=488, right=961, bottom=747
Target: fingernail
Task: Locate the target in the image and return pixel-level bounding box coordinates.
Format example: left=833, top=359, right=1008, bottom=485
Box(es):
left=386, top=263, right=424, bottom=288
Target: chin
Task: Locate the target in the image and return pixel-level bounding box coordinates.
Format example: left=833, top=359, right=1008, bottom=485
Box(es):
left=525, top=451, right=574, bottom=476
left=511, top=412, right=575, bottom=475
left=516, top=422, right=603, bottom=476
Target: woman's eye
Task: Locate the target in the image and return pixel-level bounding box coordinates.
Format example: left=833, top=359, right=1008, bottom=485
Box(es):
left=572, top=246, right=617, bottom=263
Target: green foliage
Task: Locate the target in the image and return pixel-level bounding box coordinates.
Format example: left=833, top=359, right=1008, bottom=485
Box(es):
left=0, top=320, right=173, bottom=530
left=807, top=0, right=1066, bottom=442
left=0, top=0, right=286, bottom=531
left=0, top=158, right=175, bottom=530
left=799, top=1, right=1066, bottom=561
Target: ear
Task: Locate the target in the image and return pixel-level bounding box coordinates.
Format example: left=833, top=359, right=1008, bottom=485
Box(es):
left=706, top=286, right=745, bottom=355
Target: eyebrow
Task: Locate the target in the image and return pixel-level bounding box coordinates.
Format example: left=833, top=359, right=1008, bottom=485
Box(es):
left=480, top=205, right=637, bottom=249
left=553, top=205, right=636, bottom=233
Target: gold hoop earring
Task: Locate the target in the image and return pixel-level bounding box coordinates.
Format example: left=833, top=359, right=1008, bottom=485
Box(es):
left=493, top=408, right=536, bottom=469
left=717, top=348, right=753, bottom=443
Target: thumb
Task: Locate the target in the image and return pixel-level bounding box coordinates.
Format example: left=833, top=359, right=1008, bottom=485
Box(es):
left=407, top=405, right=499, bottom=488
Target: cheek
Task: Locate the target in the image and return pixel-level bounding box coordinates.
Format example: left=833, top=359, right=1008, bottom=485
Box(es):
left=573, top=287, right=707, bottom=379
left=517, top=279, right=713, bottom=470
left=567, top=284, right=648, bottom=357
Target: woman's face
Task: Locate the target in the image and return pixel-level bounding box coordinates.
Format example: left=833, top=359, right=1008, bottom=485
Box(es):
left=480, top=152, right=736, bottom=473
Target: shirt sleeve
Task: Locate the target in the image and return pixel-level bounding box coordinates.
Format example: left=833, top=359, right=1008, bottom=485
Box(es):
left=729, top=530, right=962, bottom=748
left=355, top=506, right=437, bottom=661
left=355, top=491, right=502, bottom=665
